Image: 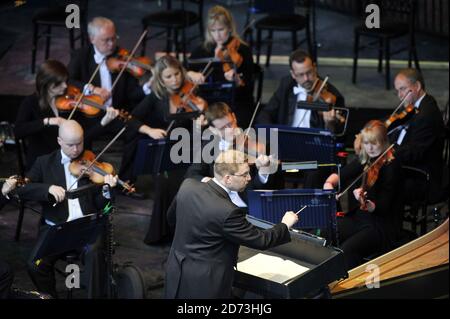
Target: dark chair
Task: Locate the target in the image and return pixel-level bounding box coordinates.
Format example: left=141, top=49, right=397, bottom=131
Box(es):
left=352, top=0, right=420, bottom=90
left=245, top=0, right=313, bottom=67
left=141, top=0, right=204, bottom=62
left=31, top=0, right=88, bottom=73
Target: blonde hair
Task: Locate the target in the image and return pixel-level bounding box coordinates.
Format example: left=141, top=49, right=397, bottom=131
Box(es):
left=214, top=150, right=248, bottom=177
left=204, top=5, right=244, bottom=48
left=359, top=120, right=389, bottom=164
left=151, top=55, right=186, bottom=99
left=205, top=102, right=233, bottom=123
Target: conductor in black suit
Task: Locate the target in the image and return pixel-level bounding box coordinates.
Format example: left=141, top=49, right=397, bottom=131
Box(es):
left=256, top=49, right=345, bottom=132
left=16, top=120, right=118, bottom=298
left=164, top=150, right=298, bottom=299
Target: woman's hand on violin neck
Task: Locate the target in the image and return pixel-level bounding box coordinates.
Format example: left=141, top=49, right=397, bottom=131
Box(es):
left=323, top=182, right=334, bottom=190
left=104, top=174, right=118, bottom=188
left=92, top=86, right=111, bottom=101
left=186, top=71, right=205, bottom=85
left=100, top=107, right=120, bottom=127
left=48, top=185, right=66, bottom=203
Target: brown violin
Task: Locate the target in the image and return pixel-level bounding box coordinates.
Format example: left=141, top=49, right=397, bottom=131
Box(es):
left=170, top=80, right=208, bottom=114
left=359, top=147, right=395, bottom=210
left=384, top=104, right=416, bottom=128
left=55, top=85, right=132, bottom=121
left=216, top=37, right=244, bottom=87
left=106, top=48, right=153, bottom=79
left=69, top=150, right=135, bottom=194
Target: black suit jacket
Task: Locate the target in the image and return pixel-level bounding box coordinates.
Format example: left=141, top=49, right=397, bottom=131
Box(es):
left=395, top=94, right=445, bottom=199
left=16, top=150, right=109, bottom=224
left=67, top=45, right=145, bottom=111
left=164, top=178, right=290, bottom=299
left=256, top=75, right=345, bottom=130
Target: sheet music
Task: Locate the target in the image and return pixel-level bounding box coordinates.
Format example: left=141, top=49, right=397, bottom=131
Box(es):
left=237, top=253, right=310, bottom=284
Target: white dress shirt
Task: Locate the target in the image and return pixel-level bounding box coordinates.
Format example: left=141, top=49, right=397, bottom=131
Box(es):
left=291, top=85, right=311, bottom=128
left=61, top=151, right=84, bottom=222
left=212, top=178, right=247, bottom=208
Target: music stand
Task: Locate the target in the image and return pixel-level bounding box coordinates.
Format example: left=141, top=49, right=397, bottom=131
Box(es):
left=32, top=213, right=106, bottom=262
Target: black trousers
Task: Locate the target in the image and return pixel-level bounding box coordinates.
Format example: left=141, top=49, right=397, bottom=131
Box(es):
left=0, top=260, right=13, bottom=299
left=27, top=224, right=107, bottom=298
left=337, top=212, right=383, bottom=270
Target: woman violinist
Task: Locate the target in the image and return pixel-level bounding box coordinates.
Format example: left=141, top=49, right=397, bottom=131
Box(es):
left=323, top=120, right=403, bottom=270
left=118, top=55, right=206, bottom=244
left=189, top=5, right=255, bottom=127
left=14, top=60, right=119, bottom=168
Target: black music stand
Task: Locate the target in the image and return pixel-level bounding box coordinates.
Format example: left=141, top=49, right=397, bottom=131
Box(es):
left=32, top=214, right=106, bottom=262
left=255, top=124, right=337, bottom=166
left=247, top=188, right=338, bottom=244
left=234, top=215, right=347, bottom=299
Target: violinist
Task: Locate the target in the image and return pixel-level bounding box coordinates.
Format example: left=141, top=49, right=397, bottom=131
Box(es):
left=16, top=120, right=118, bottom=298
left=257, top=49, right=345, bottom=132
left=185, top=102, right=283, bottom=206
left=354, top=68, right=445, bottom=203
left=323, top=120, right=402, bottom=270
left=68, top=17, right=152, bottom=112
left=14, top=60, right=119, bottom=169
left=189, top=5, right=255, bottom=127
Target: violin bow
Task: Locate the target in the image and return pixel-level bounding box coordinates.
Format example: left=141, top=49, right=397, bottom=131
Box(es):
left=387, top=91, right=412, bottom=120
left=66, top=126, right=127, bottom=192
left=312, top=76, right=329, bottom=102
left=110, top=29, right=148, bottom=92
left=336, top=144, right=395, bottom=200
left=237, top=99, right=261, bottom=151
left=68, top=61, right=104, bottom=120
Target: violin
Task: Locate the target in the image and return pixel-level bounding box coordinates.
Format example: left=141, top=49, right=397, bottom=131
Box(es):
left=216, top=37, right=244, bottom=87
left=307, top=78, right=337, bottom=105
left=106, top=48, right=153, bottom=79
left=359, top=147, right=395, bottom=210
left=55, top=85, right=132, bottom=121
left=69, top=150, right=135, bottom=194
left=170, top=80, right=208, bottom=114
left=307, top=77, right=346, bottom=124
left=232, top=130, right=266, bottom=164
left=384, top=104, right=416, bottom=128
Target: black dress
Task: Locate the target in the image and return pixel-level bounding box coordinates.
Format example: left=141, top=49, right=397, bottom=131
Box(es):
left=119, top=92, right=194, bottom=244
left=337, top=155, right=403, bottom=270
left=190, top=38, right=255, bottom=128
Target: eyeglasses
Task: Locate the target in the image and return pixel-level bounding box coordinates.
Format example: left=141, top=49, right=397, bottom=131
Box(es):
left=232, top=171, right=250, bottom=178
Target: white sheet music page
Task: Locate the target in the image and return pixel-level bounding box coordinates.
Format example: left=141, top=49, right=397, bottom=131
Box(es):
left=237, top=253, right=310, bottom=284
